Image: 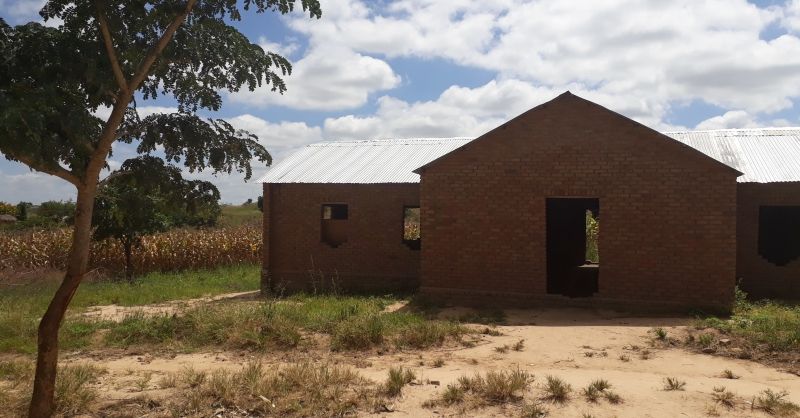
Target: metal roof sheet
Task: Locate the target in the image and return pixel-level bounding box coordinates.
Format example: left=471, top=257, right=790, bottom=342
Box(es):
left=665, top=128, right=800, bottom=183
left=258, top=138, right=474, bottom=184
left=260, top=128, right=800, bottom=184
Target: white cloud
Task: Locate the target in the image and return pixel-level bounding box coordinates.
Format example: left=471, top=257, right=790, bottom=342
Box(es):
left=0, top=166, right=75, bottom=204
left=289, top=0, right=800, bottom=119
left=323, top=79, right=559, bottom=139
left=0, top=0, right=44, bottom=22
left=227, top=114, right=322, bottom=158
left=258, top=36, right=300, bottom=58
left=229, top=45, right=400, bottom=110
left=784, top=0, right=800, bottom=33
left=695, top=110, right=759, bottom=130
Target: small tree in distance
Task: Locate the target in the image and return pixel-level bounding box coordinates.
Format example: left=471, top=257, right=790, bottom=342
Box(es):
left=93, top=157, right=221, bottom=281
left=0, top=1, right=322, bottom=415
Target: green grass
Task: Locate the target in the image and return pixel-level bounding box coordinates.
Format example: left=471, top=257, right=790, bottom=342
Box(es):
left=103, top=294, right=471, bottom=352
left=0, top=265, right=260, bottom=353
left=0, top=264, right=470, bottom=354
left=695, top=289, right=800, bottom=351
left=218, top=204, right=261, bottom=226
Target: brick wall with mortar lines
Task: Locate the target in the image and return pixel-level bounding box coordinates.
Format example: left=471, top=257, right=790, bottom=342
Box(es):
left=737, top=183, right=800, bottom=299
left=419, top=94, right=739, bottom=311
left=262, top=183, right=421, bottom=292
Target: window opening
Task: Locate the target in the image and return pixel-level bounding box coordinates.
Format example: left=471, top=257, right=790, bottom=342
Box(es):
left=321, top=204, right=348, bottom=247
left=759, top=206, right=800, bottom=266
left=403, top=206, right=421, bottom=250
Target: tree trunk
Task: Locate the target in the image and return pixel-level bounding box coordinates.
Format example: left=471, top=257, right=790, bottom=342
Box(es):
left=28, top=185, right=96, bottom=418
left=123, top=238, right=133, bottom=283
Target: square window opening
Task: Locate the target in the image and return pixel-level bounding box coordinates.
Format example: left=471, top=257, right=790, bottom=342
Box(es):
left=321, top=204, right=348, bottom=248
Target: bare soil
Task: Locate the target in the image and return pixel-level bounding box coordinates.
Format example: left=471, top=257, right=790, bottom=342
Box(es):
left=47, top=303, right=800, bottom=417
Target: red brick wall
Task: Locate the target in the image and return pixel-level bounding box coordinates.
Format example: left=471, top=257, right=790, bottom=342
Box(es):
left=737, top=183, right=800, bottom=299
left=262, top=183, right=421, bottom=293
left=418, top=93, right=739, bottom=311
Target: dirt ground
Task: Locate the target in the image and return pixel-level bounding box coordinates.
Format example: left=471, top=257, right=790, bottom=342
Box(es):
left=44, top=300, right=800, bottom=417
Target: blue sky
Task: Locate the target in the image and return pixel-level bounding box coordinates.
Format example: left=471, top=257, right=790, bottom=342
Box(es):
left=2, top=0, right=800, bottom=203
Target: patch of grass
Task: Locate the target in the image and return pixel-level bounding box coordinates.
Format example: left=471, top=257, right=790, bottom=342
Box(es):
left=663, top=377, right=686, bottom=391
left=219, top=204, right=261, bottom=227
left=696, top=290, right=800, bottom=352
left=582, top=379, right=616, bottom=403
left=457, top=308, right=506, bottom=325
left=651, top=327, right=668, bottom=341
left=495, top=345, right=510, bottom=354
left=753, top=389, right=800, bottom=416
left=604, top=390, right=623, bottom=404
left=513, top=339, right=525, bottom=351
left=428, top=369, right=532, bottom=408
left=0, top=363, right=106, bottom=416
left=0, top=265, right=260, bottom=354
left=159, top=373, right=178, bottom=389
left=432, top=358, right=445, bottom=368
left=619, top=354, right=630, bottom=362
left=104, top=361, right=373, bottom=417
left=639, top=349, right=653, bottom=360
left=480, top=327, right=503, bottom=336
left=384, top=367, right=415, bottom=397
left=697, top=333, right=715, bottom=348
left=541, top=375, right=571, bottom=403
left=722, top=369, right=739, bottom=379
left=103, top=294, right=470, bottom=352
left=520, top=400, right=548, bottom=417
left=711, top=386, right=736, bottom=408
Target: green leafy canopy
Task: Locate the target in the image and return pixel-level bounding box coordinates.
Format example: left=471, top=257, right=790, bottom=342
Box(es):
left=0, top=0, right=322, bottom=183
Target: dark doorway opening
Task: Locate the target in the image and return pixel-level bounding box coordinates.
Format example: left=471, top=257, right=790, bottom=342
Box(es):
left=546, top=198, right=599, bottom=297
left=758, top=206, right=800, bottom=266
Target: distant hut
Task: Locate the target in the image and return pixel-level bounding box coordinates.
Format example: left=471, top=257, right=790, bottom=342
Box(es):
left=0, top=214, right=17, bottom=224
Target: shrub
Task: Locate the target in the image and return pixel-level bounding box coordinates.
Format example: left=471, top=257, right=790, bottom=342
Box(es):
left=542, top=375, right=571, bottom=403
left=663, top=377, right=686, bottom=391
left=384, top=367, right=416, bottom=397
left=753, top=389, right=800, bottom=416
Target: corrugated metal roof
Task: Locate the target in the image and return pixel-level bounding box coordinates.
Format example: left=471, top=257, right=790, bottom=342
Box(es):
left=258, top=138, right=474, bottom=184
left=260, top=128, right=800, bottom=184
left=665, top=128, right=800, bottom=183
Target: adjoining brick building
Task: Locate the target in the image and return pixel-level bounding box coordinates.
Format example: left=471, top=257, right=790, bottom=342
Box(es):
left=260, top=92, right=800, bottom=310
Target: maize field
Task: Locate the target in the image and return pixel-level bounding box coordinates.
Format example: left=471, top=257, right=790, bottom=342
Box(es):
left=0, top=224, right=261, bottom=277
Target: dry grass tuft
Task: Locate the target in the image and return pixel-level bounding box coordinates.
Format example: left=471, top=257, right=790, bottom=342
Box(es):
left=425, top=369, right=532, bottom=409
left=105, top=362, right=377, bottom=417
left=663, top=377, right=686, bottom=391
left=752, top=389, right=800, bottom=416
left=384, top=367, right=415, bottom=397
left=541, top=375, right=572, bottom=403
left=711, top=386, right=737, bottom=409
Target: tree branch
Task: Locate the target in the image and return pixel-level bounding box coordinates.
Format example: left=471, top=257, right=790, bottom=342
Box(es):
left=128, top=0, right=197, bottom=92
left=86, top=0, right=197, bottom=186
left=11, top=154, right=80, bottom=187
left=94, top=1, right=129, bottom=94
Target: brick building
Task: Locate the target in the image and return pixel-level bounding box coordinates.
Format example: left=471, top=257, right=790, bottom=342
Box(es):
left=260, top=92, right=800, bottom=310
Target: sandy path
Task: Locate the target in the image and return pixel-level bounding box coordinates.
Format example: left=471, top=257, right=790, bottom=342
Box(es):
left=79, top=290, right=260, bottom=321
left=58, top=306, right=799, bottom=417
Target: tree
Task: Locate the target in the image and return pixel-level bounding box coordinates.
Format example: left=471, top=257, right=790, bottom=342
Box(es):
left=37, top=200, right=76, bottom=224
left=0, top=1, right=321, bottom=415
left=94, top=156, right=221, bottom=281
left=257, top=195, right=264, bottom=212
left=16, top=201, right=32, bottom=221
left=0, top=201, right=15, bottom=216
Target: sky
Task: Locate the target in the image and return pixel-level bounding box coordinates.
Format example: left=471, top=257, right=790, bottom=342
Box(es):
left=2, top=0, right=800, bottom=204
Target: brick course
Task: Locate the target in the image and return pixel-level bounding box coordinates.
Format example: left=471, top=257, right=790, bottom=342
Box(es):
left=262, top=183, right=421, bottom=293
left=417, top=93, right=739, bottom=312
left=737, top=182, right=800, bottom=299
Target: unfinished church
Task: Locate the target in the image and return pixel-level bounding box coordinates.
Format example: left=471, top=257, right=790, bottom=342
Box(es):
left=259, top=92, right=800, bottom=312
